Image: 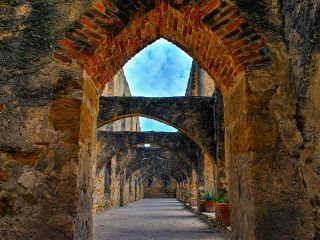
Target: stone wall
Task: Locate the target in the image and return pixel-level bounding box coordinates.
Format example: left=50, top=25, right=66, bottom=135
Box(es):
left=144, top=175, right=177, bottom=198
left=185, top=61, right=215, bottom=97
left=203, top=153, right=215, bottom=193
left=184, top=61, right=226, bottom=198
left=1, top=1, right=319, bottom=239
left=93, top=69, right=142, bottom=213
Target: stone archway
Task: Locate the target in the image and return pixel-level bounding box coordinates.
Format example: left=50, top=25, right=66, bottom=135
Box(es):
left=52, top=1, right=276, bottom=239
left=96, top=130, right=201, bottom=173
left=2, top=0, right=317, bottom=239
left=98, top=97, right=216, bottom=160
left=102, top=146, right=194, bottom=178
left=126, top=157, right=190, bottom=182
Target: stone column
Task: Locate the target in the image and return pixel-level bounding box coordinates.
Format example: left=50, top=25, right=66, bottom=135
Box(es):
left=224, top=44, right=307, bottom=239
left=213, top=89, right=228, bottom=197
left=0, top=62, right=98, bottom=239
left=119, top=172, right=125, bottom=207
left=190, top=169, right=198, bottom=207
left=197, top=153, right=206, bottom=213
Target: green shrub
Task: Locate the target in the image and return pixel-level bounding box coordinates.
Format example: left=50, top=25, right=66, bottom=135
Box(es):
left=205, top=191, right=218, bottom=201
left=217, top=196, right=229, bottom=203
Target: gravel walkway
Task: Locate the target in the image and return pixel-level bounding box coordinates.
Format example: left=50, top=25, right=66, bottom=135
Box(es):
left=93, top=198, right=227, bottom=240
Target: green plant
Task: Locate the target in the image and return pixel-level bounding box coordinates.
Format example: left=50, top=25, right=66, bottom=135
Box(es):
left=205, top=191, right=218, bottom=201
left=217, top=196, right=229, bottom=203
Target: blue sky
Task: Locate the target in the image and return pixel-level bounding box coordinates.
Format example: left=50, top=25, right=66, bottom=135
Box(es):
left=123, top=38, right=193, bottom=132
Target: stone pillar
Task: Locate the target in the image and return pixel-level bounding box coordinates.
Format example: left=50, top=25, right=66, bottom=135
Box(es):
left=177, top=183, right=183, bottom=202
left=197, top=154, right=206, bottom=213
left=140, top=179, right=144, bottom=199
left=176, top=183, right=180, bottom=201
left=190, top=169, right=198, bottom=207
left=180, top=182, right=186, bottom=203
left=224, top=44, right=307, bottom=239
left=213, top=89, right=228, bottom=197
left=119, top=172, right=125, bottom=207
left=0, top=62, right=98, bottom=239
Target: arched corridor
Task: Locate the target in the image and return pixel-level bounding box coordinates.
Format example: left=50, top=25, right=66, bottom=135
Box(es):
left=1, top=1, right=320, bottom=240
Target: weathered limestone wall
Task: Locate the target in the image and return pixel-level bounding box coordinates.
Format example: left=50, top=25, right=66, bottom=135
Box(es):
left=0, top=2, right=100, bottom=238
left=93, top=70, right=142, bottom=213
left=93, top=157, right=120, bottom=213
left=185, top=61, right=226, bottom=198
left=99, top=69, right=141, bottom=133
left=225, top=2, right=320, bottom=239
left=185, top=61, right=215, bottom=97
left=1, top=1, right=319, bottom=239
left=203, top=153, right=216, bottom=193
left=144, top=176, right=177, bottom=198
left=189, top=168, right=198, bottom=207
left=281, top=3, right=320, bottom=238
left=176, top=181, right=191, bottom=204
left=122, top=171, right=144, bottom=204
left=223, top=40, right=311, bottom=239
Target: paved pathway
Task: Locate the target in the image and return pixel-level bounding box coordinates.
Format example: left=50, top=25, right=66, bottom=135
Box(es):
left=93, top=198, right=227, bottom=240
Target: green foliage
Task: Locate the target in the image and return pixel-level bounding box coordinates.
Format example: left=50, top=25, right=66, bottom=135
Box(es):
left=216, top=196, right=229, bottom=203
left=204, top=191, right=217, bottom=201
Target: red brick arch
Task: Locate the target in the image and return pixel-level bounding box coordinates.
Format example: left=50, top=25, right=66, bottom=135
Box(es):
left=54, top=0, right=271, bottom=95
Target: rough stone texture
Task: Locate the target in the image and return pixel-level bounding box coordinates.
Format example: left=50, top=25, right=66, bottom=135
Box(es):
left=93, top=165, right=144, bottom=214
left=224, top=44, right=309, bottom=239
left=99, top=69, right=140, bottom=133
left=203, top=153, right=216, bottom=193
left=98, top=96, right=216, bottom=161
left=96, top=131, right=201, bottom=173
left=93, top=198, right=227, bottom=240
left=114, top=147, right=193, bottom=182
left=0, top=56, right=99, bottom=239
left=144, top=175, right=177, bottom=198
left=186, top=61, right=216, bottom=97
left=212, top=89, right=227, bottom=196
left=53, top=1, right=270, bottom=94
left=93, top=69, right=142, bottom=214
left=1, top=0, right=320, bottom=239
left=186, top=61, right=227, bottom=196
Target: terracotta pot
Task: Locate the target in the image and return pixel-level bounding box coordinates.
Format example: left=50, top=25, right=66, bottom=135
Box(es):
left=205, top=200, right=216, bottom=212
left=217, top=203, right=231, bottom=225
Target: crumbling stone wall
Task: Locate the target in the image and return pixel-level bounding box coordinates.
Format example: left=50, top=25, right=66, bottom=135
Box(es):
left=185, top=61, right=227, bottom=198
left=93, top=70, right=142, bottom=213
left=144, top=175, right=177, bottom=198
left=99, top=69, right=141, bottom=133
left=203, top=153, right=216, bottom=193
left=185, top=61, right=215, bottom=97
left=1, top=1, right=320, bottom=239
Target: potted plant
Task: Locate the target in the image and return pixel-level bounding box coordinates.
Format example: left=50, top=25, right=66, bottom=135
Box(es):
left=204, top=191, right=217, bottom=212
left=217, top=196, right=231, bottom=225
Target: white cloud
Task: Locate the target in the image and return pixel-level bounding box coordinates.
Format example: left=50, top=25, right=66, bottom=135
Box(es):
left=123, top=38, right=192, bottom=97
left=123, top=38, right=192, bottom=132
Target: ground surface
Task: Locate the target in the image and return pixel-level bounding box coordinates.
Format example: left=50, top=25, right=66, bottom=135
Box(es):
left=93, top=198, right=227, bottom=240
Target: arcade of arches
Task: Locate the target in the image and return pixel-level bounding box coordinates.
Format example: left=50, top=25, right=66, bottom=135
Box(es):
left=1, top=1, right=320, bottom=239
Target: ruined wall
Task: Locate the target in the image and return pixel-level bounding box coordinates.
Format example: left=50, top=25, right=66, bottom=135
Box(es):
left=99, top=69, right=141, bottom=133
left=93, top=70, right=142, bottom=213
left=0, top=1, right=100, bottom=238
left=1, top=1, right=319, bottom=239
left=222, top=2, right=320, bottom=239
left=185, top=61, right=226, bottom=197
left=282, top=3, right=320, bottom=238
left=144, top=175, right=177, bottom=198
left=203, top=153, right=215, bottom=193
left=123, top=170, right=144, bottom=204
left=185, top=61, right=215, bottom=97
